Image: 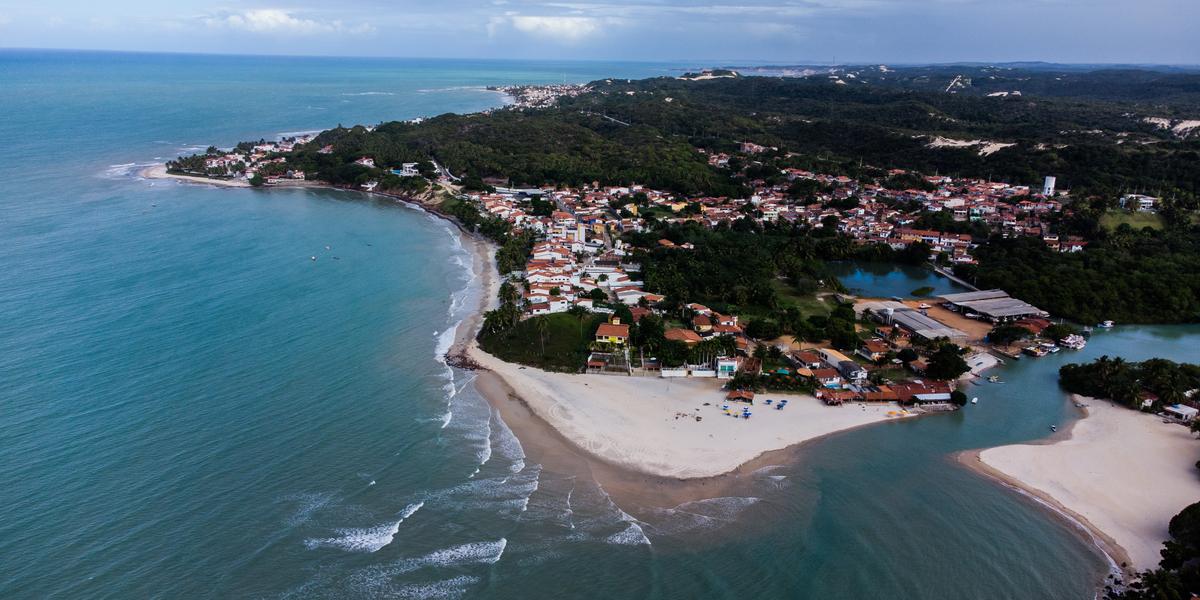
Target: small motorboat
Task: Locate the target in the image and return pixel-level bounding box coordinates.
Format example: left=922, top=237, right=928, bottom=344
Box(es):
left=987, top=375, right=1001, bottom=383
left=310, top=256, right=317, bottom=261
left=1098, top=320, right=1114, bottom=329
left=971, top=397, right=979, bottom=404
left=1050, top=425, right=1058, bottom=432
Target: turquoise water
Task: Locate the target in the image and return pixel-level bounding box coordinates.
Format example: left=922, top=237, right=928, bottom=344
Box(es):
left=829, top=261, right=970, bottom=298
left=2, top=50, right=1197, bottom=599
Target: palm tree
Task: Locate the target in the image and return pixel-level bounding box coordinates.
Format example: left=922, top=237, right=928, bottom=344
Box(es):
left=536, top=317, right=549, bottom=357
left=567, top=305, right=588, bottom=339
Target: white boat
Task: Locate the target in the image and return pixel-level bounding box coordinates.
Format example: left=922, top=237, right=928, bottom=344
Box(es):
left=1060, top=334, right=1087, bottom=350
left=1098, top=320, right=1114, bottom=328
left=971, top=397, right=979, bottom=404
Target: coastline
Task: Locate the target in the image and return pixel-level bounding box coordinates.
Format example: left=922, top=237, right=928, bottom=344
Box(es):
left=960, top=394, right=1200, bottom=576
left=141, top=164, right=250, bottom=188
left=442, top=222, right=930, bottom=512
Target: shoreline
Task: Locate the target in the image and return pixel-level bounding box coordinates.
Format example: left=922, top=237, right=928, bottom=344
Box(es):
left=962, top=394, right=1200, bottom=578
left=954, top=407, right=1135, bottom=581
left=435, top=215, right=927, bottom=509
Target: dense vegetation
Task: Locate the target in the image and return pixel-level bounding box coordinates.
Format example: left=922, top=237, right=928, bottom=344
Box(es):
left=1059, top=356, right=1200, bottom=408
left=274, top=69, right=1199, bottom=201
left=478, top=311, right=606, bottom=372
left=1112, top=501, right=1200, bottom=599
left=958, top=226, right=1200, bottom=324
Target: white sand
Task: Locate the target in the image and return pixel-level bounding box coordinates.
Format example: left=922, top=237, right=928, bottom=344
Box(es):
left=140, top=164, right=250, bottom=188
left=467, top=346, right=912, bottom=479
left=978, top=397, right=1200, bottom=570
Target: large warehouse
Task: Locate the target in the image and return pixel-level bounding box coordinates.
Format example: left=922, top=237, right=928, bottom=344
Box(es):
left=938, top=290, right=1048, bottom=323
left=857, top=300, right=969, bottom=342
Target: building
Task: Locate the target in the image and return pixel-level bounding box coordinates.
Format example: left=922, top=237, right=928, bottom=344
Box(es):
left=1164, top=404, right=1199, bottom=423
left=857, top=301, right=969, bottom=341
left=1042, top=176, right=1056, bottom=197
left=716, top=357, right=739, bottom=379
left=858, top=339, right=890, bottom=362
left=595, top=317, right=630, bottom=346
left=939, top=290, right=1048, bottom=323
left=665, top=328, right=703, bottom=345
left=1119, top=194, right=1159, bottom=212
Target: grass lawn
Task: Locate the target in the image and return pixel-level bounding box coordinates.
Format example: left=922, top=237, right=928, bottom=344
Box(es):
left=770, top=280, right=833, bottom=317
left=1100, top=210, right=1164, bottom=231
left=478, top=312, right=605, bottom=372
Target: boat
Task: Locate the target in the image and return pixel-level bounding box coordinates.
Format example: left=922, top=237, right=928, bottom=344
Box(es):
left=1098, top=320, right=1114, bottom=329
left=971, top=397, right=979, bottom=404
left=987, top=375, right=1001, bottom=383
left=1050, top=425, right=1058, bottom=432
left=1060, top=334, right=1087, bottom=350
left=1023, top=346, right=1048, bottom=358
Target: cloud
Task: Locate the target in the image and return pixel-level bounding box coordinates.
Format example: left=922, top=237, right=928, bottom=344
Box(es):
left=493, top=15, right=607, bottom=42
left=202, top=9, right=374, bottom=35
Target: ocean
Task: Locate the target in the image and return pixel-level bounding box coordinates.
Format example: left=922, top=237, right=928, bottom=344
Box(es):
left=2, top=49, right=1197, bottom=599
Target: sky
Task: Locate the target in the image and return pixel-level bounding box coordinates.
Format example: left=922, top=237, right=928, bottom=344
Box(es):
left=1, top=0, right=1197, bottom=65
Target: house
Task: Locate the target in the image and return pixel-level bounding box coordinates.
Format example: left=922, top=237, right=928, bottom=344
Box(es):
left=355, top=157, right=376, bottom=168
left=1164, top=404, right=1198, bottom=423
left=716, top=357, right=739, bottom=379
left=726, top=389, right=755, bottom=403
left=810, top=368, right=843, bottom=388
left=664, top=328, right=702, bottom=345
left=857, top=339, right=890, bottom=363
left=791, top=351, right=823, bottom=369
left=837, top=360, right=868, bottom=382
left=819, top=389, right=859, bottom=406
left=692, top=314, right=713, bottom=333
left=595, top=317, right=630, bottom=346
left=1119, top=194, right=1159, bottom=212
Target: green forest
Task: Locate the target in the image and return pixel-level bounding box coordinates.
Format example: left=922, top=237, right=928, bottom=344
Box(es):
left=1059, top=356, right=1200, bottom=408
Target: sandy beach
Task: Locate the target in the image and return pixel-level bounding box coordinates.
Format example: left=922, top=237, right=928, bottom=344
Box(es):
left=441, top=229, right=917, bottom=485
left=469, top=350, right=916, bottom=479
left=140, top=164, right=251, bottom=187
left=963, top=396, right=1200, bottom=572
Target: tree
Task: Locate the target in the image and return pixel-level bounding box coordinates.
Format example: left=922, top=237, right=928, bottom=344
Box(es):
left=988, top=324, right=1030, bottom=346
left=1043, top=323, right=1080, bottom=341
left=249, top=173, right=265, bottom=187
left=950, top=390, right=968, bottom=406
left=535, top=317, right=549, bottom=357
left=897, top=348, right=919, bottom=363
left=746, top=319, right=781, bottom=340
left=567, top=305, right=589, bottom=338
left=925, top=344, right=970, bottom=380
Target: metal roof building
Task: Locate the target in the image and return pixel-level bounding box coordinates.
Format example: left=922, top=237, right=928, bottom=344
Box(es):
left=939, top=289, right=1048, bottom=323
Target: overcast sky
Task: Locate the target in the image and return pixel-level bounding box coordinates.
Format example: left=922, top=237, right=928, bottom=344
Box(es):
left=1, top=0, right=1197, bottom=64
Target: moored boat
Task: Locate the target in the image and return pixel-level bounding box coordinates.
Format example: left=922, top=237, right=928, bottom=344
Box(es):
left=1060, top=334, right=1087, bottom=350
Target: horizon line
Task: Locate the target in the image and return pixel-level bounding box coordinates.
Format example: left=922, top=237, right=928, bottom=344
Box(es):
left=3, top=46, right=1199, bottom=69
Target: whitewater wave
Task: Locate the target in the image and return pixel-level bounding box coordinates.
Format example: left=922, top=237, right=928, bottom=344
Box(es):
left=390, top=575, right=481, bottom=600
left=304, top=520, right=401, bottom=553
left=303, top=502, right=424, bottom=553
left=347, top=539, right=505, bottom=595
left=416, top=85, right=490, bottom=94
left=279, top=491, right=337, bottom=527
left=341, top=91, right=395, bottom=96
left=100, top=161, right=158, bottom=180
